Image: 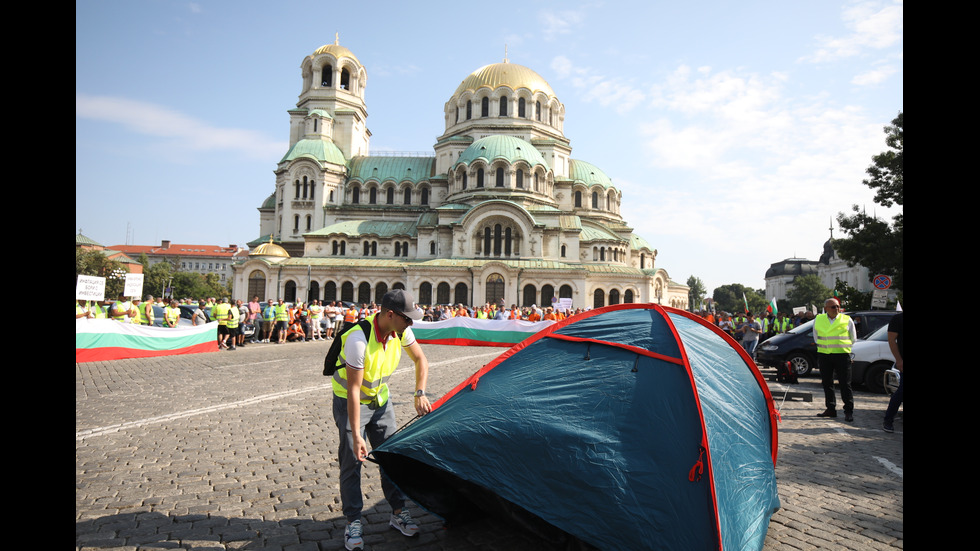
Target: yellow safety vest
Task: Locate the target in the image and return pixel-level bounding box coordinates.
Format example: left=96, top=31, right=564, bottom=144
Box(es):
left=165, top=306, right=180, bottom=326
left=132, top=303, right=144, bottom=324
left=226, top=306, right=240, bottom=329
left=814, top=313, right=853, bottom=354
left=89, top=302, right=107, bottom=319
left=331, top=315, right=401, bottom=408
left=275, top=304, right=289, bottom=321
left=213, top=303, right=230, bottom=326
left=110, top=301, right=131, bottom=321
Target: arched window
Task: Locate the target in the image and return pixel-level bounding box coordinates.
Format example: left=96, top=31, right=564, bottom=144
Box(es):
left=609, top=289, right=620, bottom=305
left=483, top=227, right=491, bottom=257
left=481, top=97, right=489, bottom=117
left=593, top=289, right=605, bottom=309
left=404, top=188, right=412, bottom=205
left=495, top=167, right=504, bottom=187
left=574, top=190, right=582, bottom=207
left=516, top=169, right=524, bottom=189
left=536, top=101, right=541, bottom=121
left=461, top=172, right=467, bottom=189
left=374, top=282, right=388, bottom=304
left=454, top=283, right=468, bottom=305
left=302, top=176, right=309, bottom=199
left=640, top=253, right=645, bottom=269
left=293, top=215, right=299, bottom=231
left=541, top=285, right=555, bottom=307
left=523, top=285, right=536, bottom=307
left=305, top=215, right=312, bottom=231
left=534, top=173, right=540, bottom=191
left=559, top=284, right=573, bottom=299
left=308, top=281, right=320, bottom=303
left=499, top=97, right=507, bottom=116
left=341, top=281, right=354, bottom=302
left=466, top=100, right=472, bottom=120
left=624, top=289, right=634, bottom=303
left=592, top=191, right=599, bottom=209
left=486, top=273, right=504, bottom=305
left=429, top=241, right=436, bottom=254
left=493, top=224, right=502, bottom=256
left=476, top=168, right=484, bottom=187
left=352, top=187, right=360, bottom=204
left=561, top=244, right=566, bottom=257
left=518, top=98, right=526, bottom=118
left=395, top=242, right=401, bottom=256
left=284, top=281, right=297, bottom=302
left=436, top=282, right=451, bottom=304
left=421, top=188, right=429, bottom=205
left=247, top=270, right=265, bottom=302
left=321, top=64, right=332, bottom=87
left=386, top=187, right=394, bottom=205
left=369, top=188, right=377, bottom=204
left=324, top=281, right=337, bottom=302
left=419, top=282, right=432, bottom=305
left=357, top=282, right=371, bottom=303
left=340, top=68, right=351, bottom=90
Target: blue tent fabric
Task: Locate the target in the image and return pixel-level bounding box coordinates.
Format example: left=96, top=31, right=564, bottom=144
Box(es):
left=372, top=305, right=780, bottom=550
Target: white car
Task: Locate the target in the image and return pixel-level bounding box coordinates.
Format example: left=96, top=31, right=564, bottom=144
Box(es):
left=849, top=325, right=896, bottom=394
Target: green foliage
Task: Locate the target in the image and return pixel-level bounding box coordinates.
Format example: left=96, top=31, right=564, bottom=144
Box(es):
left=75, top=248, right=126, bottom=298
left=712, top=283, right=766, bottom=314
left=686, top=276, right=706, bottom=311
left=833, top=111, right=903, bottom=291
left=833, top=279, right=871, bottom=311
left=139, top=257, right=232, bottom=301
left=786, top=274, right=832, bottom=310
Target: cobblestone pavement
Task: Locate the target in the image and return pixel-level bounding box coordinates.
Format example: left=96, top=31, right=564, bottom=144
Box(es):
left=77, top=339, right=903, bottom=550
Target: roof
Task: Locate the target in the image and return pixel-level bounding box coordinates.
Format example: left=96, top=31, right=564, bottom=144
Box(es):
left=568, top=158, right=614, bottom=189
left=579, top=221, right=624, bottom=243
left=455, top=135, right=549, bottom=169
left=108, top=243, right=240, bottom=258
left=280, top=138, right=347, bottom=166
left=76, top=232, right=104, bottom=248
left=348, top=156, right=436, bottom=183
left=309, top=219, right=419, bottom=238
left=312, top=41, right=360, bottom=64
left=765, top=258, right=819, bottom=278
left=453, top=61, right=556, bottom=98
left=250, top=238, right=290, bottom=258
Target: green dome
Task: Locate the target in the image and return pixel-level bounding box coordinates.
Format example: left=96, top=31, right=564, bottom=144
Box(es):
left=280, top=138, right=347, bottom=166
left=568, top=159, right=614, bottom=189
left=455, top=135, right=549, bottom=169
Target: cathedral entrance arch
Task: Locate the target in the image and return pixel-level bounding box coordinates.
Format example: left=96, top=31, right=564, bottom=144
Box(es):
left=485, top=273, right=504, bottom=305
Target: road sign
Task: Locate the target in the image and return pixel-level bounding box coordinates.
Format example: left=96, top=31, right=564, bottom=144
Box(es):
left=873, top=274, right=892, bottom=290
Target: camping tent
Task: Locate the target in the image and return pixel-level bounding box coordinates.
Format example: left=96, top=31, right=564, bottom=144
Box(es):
left=372, top=304, right=780, bottom=550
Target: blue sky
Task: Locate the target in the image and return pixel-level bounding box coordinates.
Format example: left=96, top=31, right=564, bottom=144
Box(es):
left=76, top=0, right=903, bottom=295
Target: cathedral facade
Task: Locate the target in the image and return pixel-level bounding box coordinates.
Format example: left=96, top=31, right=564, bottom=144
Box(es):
left=231, top=39, right=689, bottom=310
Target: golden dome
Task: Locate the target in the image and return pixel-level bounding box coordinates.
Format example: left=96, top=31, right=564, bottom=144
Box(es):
left=453, top=61, right=555, bottom=98
left=251, top=238, right=290, bottom=258
left=312, top=34, right=360, bottom=64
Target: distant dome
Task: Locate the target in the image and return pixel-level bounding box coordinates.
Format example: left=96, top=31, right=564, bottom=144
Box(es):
left=251, top=238, right=290, bottom=258
left=453, top=62, right=555, bottom=98
left=455, top=135, right=549, bottom=168
left=568, top=159, right=614, bottom=189
left=765, top=259, right=818, bottom=278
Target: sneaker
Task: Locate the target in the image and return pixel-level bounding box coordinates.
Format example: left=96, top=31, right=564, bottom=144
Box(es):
left=389, top=509, right=419, bottom=537
left=345, top=520, right=364, bottom=550
left=882, top=421, right=894, bottom=433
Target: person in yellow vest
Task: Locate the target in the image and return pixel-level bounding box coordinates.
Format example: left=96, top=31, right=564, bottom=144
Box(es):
left=142, top=295, right=156, bottom=326
left=213, top=298, right=231, bottom=349
left=224, top=299, right=239, bottom=350
left=91, top=301, right=108, bottom=319
left=814, top=298, right=857, bottom=421
left=261, top=299, right=276, bottom=342
left=76, top=299, right=92, bottom=319
left=331, top=289, right=430, bottom=550
left=110, top=294, right=133, bottom=322
left=275, top=299, right=291, bottom=344
left=130, top=297, right=144, bottom=324
left=165, top=300, right=181, bottom=328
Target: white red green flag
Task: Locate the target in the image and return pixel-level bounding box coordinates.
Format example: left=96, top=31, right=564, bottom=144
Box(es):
left=412, top=317, right=555, bottom=347
left=76, top=319, right=218, bottom=362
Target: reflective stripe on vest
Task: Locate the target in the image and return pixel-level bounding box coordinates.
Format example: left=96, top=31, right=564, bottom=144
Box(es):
left=331, top=315, right=401, bottom=407
left=276, top=304, right=289, bottom=321
left=814, top=313, right=853, bottom=354
left=226, top=307, right=239, bottom=328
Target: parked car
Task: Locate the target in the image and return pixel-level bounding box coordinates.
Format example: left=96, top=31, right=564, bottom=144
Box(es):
left=849, top=324, right=895, bottom=394
left=756, top=310, right=898, bottom=376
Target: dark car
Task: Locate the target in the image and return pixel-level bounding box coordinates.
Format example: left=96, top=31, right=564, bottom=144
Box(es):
left=756, top=310, right=898, bottom=376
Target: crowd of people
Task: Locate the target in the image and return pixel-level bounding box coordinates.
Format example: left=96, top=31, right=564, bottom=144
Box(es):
left=696, top=309, right=815, bottom=359
left=419, top=302, right=579, bottom=322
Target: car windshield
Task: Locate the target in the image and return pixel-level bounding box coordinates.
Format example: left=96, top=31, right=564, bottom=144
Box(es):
left=865, top=324, right=889, bottom=342
left=787, top=320, right=814, bottom=334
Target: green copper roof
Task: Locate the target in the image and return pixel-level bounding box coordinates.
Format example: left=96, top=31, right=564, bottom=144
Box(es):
left=307, top=108, right=333, bottom=119
left=630, top=233, right=653, bottom=251
left=568, top=158, right=614, bottom=189
left=309, top=219, right=418, bottom=238
left=348, top=156, right=436, bottom=183
left=280, top=138, right=347, bottom=166
left=455, top=135, right=549, bottom=169
left=259, top=193, right=276, bottom=210
left=579, top=221, right=624, bottom=242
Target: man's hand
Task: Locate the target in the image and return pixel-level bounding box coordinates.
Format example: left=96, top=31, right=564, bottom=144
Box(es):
left=414, top=395, right=432, bottom=416
left=351, top=433, right=368, bottom=462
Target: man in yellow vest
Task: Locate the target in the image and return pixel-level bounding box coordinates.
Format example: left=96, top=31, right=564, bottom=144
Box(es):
left=814, top=298, right=857, bottom=421
left=225, top=299, right=239, bottom=350
left=275, top=299, right=290, bottom=344
left=213, top=298, right=231, bottom=349
left=165, top=300, right=181, bottom=328
left=331, top=289, right=430, bottom=550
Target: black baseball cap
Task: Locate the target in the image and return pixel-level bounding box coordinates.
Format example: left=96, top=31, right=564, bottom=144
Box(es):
left=382, top=289, right=423, bottom=320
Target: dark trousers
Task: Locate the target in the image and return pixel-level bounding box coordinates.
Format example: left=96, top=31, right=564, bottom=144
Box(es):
left=818, top=353, right=854, bottom=413
left=884, top=373, right=903, bottom=423
left=332, top=395, right=405, bottom=523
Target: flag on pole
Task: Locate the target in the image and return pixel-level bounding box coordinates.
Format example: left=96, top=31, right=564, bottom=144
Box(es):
left=766, top=297, right=777, bottom=316
left=742, top=292, right=750, bottom=314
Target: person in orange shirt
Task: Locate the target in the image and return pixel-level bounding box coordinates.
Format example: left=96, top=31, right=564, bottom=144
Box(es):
left=455, top=304, right=469, bottom=317
left=527, top=306, right=541, bottom=322
left=509, top=304, right=519, bottom=320
left=543, top=307, right=557, bottom=321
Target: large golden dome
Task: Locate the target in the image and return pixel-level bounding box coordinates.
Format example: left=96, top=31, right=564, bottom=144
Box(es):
left=250, top=238, right=290, bottom=258
left=453, top=61, right=555, bottom=98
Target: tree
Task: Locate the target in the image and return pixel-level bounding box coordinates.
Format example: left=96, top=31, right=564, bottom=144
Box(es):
left=76, top=248, right=126, bottom=298
left=785, top=274, right=831, bottom=310
left=712, top=284, right=766, bottom=315
left=686, top=276, right=706, bottom=311
left=833, top=112, right=903, bottom=290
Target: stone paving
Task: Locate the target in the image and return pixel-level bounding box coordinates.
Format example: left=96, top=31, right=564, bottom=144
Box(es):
left=76, top=338, right=903, bottom=550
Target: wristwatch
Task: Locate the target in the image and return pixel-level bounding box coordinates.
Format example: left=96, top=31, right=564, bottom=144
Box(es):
left=414, top=389, right=425, bottom=398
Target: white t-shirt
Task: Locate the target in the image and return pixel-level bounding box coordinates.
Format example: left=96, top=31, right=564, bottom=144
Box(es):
left=344, top=326, right=416, bottom=370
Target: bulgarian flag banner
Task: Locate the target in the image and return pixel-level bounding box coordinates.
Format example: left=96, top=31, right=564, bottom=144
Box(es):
left=412, top=317, right=555, bottom=347
left=76, top=319, right=218, bottom=363
left=766, top=297, right=778, bottom=316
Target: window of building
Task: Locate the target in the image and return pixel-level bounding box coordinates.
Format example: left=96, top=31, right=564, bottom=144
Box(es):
left=499, top=97, right=507, bottom=116
left=321, top=64, right=332, bottom=87
left=404, top=188, right=412, bottom=205
left=476, top=168, right=484, bottom=187
left=466, top=100, right=472, bottom=120
left=495, top=167, right=504, bottom=187
left=481, top=97, right=489, bottom=117
left=516, top=169, right=524, bottom=189
left=518, top=98, right=526, bottom=118
left=369, top=188, right=377, bottom=204
left=575, top=190, right=582, bottom=207
left=421, top=188, right=429, bottom=205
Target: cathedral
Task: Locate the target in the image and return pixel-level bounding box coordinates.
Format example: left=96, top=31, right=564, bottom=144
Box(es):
left=231, top=38, right=689, bottom=310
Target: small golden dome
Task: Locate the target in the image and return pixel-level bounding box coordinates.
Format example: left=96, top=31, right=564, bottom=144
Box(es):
left=251, top=238, right=290, bottom=258
left=312, top=34, right=360, bottom=64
